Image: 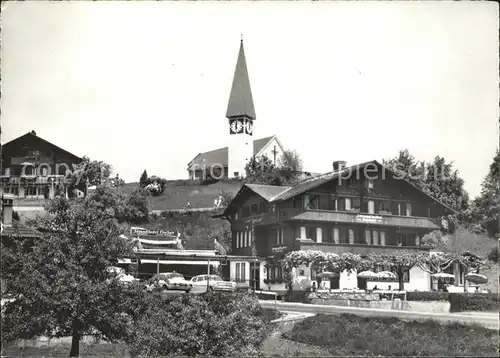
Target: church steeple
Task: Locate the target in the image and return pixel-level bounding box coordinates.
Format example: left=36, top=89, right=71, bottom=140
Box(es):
left=226, top=39, right=256, bottom=120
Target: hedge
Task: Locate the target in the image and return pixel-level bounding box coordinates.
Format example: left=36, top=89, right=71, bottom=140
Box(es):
left=448, top=293, right=500, bottom=313
left=406, top=291, right=450, bottom=302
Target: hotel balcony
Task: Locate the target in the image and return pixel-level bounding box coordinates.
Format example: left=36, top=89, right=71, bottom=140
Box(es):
left=297, top=240, right=429, bottom=256
left=236, top=208, right=441, bottom=230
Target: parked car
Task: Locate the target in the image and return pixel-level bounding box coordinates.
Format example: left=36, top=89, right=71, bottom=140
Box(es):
left=106, top=266, right=138, bottom=284
left=145, top=272, right=192, bottom=293
left=190, top=274, right=236, bottom=292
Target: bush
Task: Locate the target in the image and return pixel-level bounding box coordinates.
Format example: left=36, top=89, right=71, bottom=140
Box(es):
left=448, top=293, right=500, bottom=313
left=407, top=291, right=449, bottom=301
left=283, top=314, right=499, bottom=356
left=126, top=292, right=268, bottom=357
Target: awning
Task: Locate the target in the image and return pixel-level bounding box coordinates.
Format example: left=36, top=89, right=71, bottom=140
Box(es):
left=141, top=259, right=220, bottom=266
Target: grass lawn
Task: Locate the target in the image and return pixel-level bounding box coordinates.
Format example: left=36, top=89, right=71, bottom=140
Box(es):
left=283, top=314, right=500, bottom=357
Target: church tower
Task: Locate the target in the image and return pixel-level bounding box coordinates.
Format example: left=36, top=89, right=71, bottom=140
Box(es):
left=226, top=39, right=256, bottom=178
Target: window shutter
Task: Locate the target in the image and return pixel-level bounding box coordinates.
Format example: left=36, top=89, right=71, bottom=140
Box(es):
left=373, top=230, right=379, bottom=246
left=348, top=229, right=354, bottom=244
left=368, top=200, right=375, bottom=214
left=365, top=230, right=371, bottom=245
left=380, top=231, right=386, bottom=246
left=332, top=228, right=340, bottom=244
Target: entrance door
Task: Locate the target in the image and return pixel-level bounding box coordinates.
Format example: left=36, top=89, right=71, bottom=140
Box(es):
left=357, top=278, right=367, bottom=290
left=250, top=263, right=260, bottom=291
left=330, top=277, right=340, bottom=290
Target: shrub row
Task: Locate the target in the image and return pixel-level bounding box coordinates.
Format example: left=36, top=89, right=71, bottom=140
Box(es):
left=448, top=293, right=500, bottom=313
left=407, top=291, right=450, bottom=301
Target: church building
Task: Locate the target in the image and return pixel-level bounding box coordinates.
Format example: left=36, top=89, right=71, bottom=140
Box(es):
left=187, top=40, right=285, bottom=180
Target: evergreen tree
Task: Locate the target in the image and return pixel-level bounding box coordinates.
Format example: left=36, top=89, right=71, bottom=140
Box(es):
left=139, top=170, right=148, bottom=188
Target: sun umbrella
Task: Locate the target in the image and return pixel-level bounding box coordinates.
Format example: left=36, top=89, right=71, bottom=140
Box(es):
left=431, top=273, right=455, bottom=279
left=316, top=271, right=339, bottom=278
left=465, top=273, right=488, bottom=284
left=376, top=271, right=397, bottom=279
left=357, top=271, right=378, bottom=279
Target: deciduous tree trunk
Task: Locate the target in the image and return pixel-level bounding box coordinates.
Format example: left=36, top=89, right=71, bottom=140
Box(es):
left=69, top=330, right=80, bottom=357
left=398, top=268, right=405, bottom=291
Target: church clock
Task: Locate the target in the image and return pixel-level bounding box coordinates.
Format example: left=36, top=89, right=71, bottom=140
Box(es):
left=229, top=119, right=244, bottom=134
left=244, top=120, right=253, bottom=135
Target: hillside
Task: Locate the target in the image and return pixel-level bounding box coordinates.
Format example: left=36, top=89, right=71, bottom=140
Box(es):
left=135, top=211, right=231, bottom=251
left=122, top=179, right=244, bottom=211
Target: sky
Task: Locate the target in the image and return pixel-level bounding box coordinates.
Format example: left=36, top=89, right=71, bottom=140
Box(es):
left=2, top=1, right=499, bottom=199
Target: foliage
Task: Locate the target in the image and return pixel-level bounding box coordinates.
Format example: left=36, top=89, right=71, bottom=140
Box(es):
left=416, top=252, right=455, bottom=274
left=148, top=211, right=231, bottom=251
left=84, top=185, right=149, bottom=224
left=12, top=210, right=20, bottom=222
left=1, top=191, right=140, bottom=357
left=126, top=292, right=268, bottom=357
left=283, top=313, right=499, bottom=357
left=142, top=175, right=168, bottom=196
left=244, top=154, right=281, bottom=186
left=406, top=291, right=450, bottom=301
left=368, top=251, right=421, bottom=290
left=277, top=150, right=304, bottom=185
left=382, top=149, right=425, bottom=186
left=467, top=151, right=500, bottom=237
left=139, top=170, right=148, bottom=188
left=448, top=293, right=500, bottom=313
left=383, top=150, right=469, bottom=232
left=67, top=156, right=112, bottom=187
left=488, top=246, right=498, bottom=263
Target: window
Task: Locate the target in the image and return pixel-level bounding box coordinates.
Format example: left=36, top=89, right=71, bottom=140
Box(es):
left=235, top=263, right=246, bottom=283
left=373, top=230, right=379, bottom=245
left=26, top=187, right=37, bottom=196
left=348, top=228, right=355, bottom=244
left=276, top=228, right=284, bottom=245
left=316, top=227, right=323, bottom=243
left=367, top=200, right=375, bottom=214
left=365, top=230, right=371, bottom=245
left=405, top=203, right=412, bottom=217
left=303, top=194, right=319, bottom=210
left=380, top=231, right=386, bottom=246
left=345, top=198, right=351, bottom=211
left=236, top=232, right=240, bottom=248
left=392, top=202, right=401, bottom=216
left=242, top=206, right=250, bottom=217
left=339, top=227, right=349, bottom=244
left=4, top=168, right=11, bottom=176
left=306, top=227, right=317, bottom=241
left=300, top=226, right=306, bottom=239
left=332, top=227, right=340, bottom=243
left=367, top=179, right=374, bottom=189
left=234, top=172, right=239, bottom=177
left=337, top=198, right=345, bottom=211
left=376, top=200, right=391, bottom=214
left=347, top=176, right=357, bottom=186
left=234, top=212, right=239, bottom=220
left=251, top=204, right=259, bottom=214
left=270, top=204, right=276, bottom=212
left=351, top=198, right=361, bottom=211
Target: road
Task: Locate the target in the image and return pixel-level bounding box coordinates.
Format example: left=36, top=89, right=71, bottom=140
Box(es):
left=259, top=300, right=499, bottom=330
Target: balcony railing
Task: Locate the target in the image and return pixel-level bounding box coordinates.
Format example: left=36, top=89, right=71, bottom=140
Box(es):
left=299, top=241, right=428, bottom=256
left=1, top=175, right=66, bottom=185
left=286, top=209, right=440, bottom=230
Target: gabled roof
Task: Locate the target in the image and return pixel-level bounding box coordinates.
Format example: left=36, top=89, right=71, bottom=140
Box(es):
left=245, top=184, right=292, bottom=201
left=226, top=40, right=256, bottom=120
left=270, top=160, right=456, bottom=213
left=2, top=131, right=82, bottom=162
left=222, top=160, right=456, bottom=215
left=187, top=136, right=275, bottom=169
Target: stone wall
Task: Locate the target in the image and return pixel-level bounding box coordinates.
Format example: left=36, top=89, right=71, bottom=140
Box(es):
left=309, top=296, right=451, bottom=313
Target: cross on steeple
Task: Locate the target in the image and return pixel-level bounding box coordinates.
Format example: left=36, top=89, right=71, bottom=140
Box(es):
left=272, top=145, right=278, bottom=165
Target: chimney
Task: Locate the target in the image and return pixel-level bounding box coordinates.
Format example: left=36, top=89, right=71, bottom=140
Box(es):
left=332, top=161, right=347, bottom=172
left=30, top=130, right=37, bottom=136
left=2, top=196, right=14, bottom=226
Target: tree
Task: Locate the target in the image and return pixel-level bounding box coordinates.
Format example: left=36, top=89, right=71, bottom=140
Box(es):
left=126, top=292, right=268, bottom=357
left=1, top=190, right=139, bottom=357
left=277, top=149, right=305, bottom=185
left=143, top=175, right=167, bottom=196
left=468, top=151, right=500, bottom=237
left=383, top=149, right=425, bottom=186
left=139, top=170, right=148, bottom=188
left=368, top=251, right=420, bottom=290
left=68, top=156, right=112, bottom=188
left=244, top=154, right=281, bottom=185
